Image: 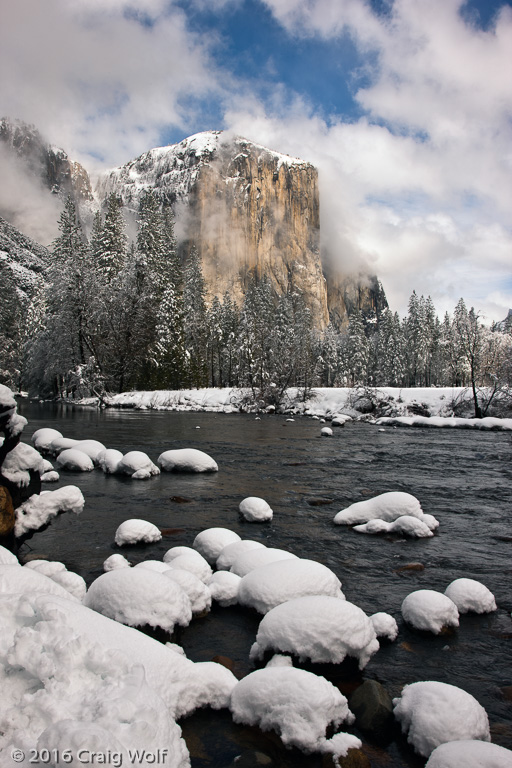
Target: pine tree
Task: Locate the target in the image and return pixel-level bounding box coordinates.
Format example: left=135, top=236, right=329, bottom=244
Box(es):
left=346, top=308, right=369, bottom=386
left=183, top=246, right=208, bottom=387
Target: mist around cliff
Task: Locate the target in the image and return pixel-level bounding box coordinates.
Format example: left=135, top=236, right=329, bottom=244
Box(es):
left=0, top=145, right=61, bottom=246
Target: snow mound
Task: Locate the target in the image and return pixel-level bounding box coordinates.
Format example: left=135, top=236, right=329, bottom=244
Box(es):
left=425, top=740, right=512, bottom=767
left=230, top=546, right=297, bottom=577
left=1, top=441, right=45, bottom=486
left=168, top=553, right=213, bottom=583
left=239, top=496, right=273, bottom=522
left=230, top=666, right=358, bottom=754
left=41, top=470, right=59, bottom=482
left=114, top=519, right=162, bottom=546
left=84, top=568, right=192, bottom=632
left=0, top=593, right=190, bottom=768
left=354, top=514, right=435, bottom=538
left=134, top=559, right=171, bottom=573
left=0, top=545, right=18, bottom=565
left=250, top=595, right=379, bottom=669
left=164, top=568, right=212, bottom=614
left=56, top=447, right=95, bottom=472
left=97, top=448, right=124, bottom=474
left=393, top=681, right=490, bottom=757
left=103, top=553, right=131, bottom=571
left=116, top=451, right=160, bottom=478
left=238, top=558, right=345, bottom=614
left=15, top=485, right=85, bottom=537
left=158, top=448, right=218, bottom=473
left=31, top=427, right=62, bottom=452
left=208, top=570, right=241, bottom=606
left=24, top=559, right=86, bottom=601
left=164, top=545, right=207, bottom=563
left=444, top=578, right=497, bottom=614
left=193, top=527, right=241, bottom=564
left=216, top=539, right=266, bottom=570
left=73, top=439, right=107, bottom=463
left=48, top=436, right=79, bottom=455
left=401, top=589, right=459, bottom=634
left=370, top=612, right=399, bottom=641
left=321, top=427, right=333, bottom=436
left=0, top=563, right=80, bottom=602
left=334, top=491, right=424, bottom=525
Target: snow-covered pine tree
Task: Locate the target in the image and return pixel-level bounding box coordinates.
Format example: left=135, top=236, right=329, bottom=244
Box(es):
left=183, top=246, right=208, bottom=387
left=346, top=308, right=369, bottom=386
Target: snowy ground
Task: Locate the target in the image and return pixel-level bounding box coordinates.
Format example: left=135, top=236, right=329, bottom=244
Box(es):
left=78, top=386, right=512, bottom=430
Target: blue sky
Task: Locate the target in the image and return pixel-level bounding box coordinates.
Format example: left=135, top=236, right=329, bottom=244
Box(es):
left=1, top=0, right=511, bottom=321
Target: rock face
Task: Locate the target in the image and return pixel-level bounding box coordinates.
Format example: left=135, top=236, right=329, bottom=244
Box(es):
left=97, top=131, right=330, bottom=327
left=0, top=118, right=94, bottom=204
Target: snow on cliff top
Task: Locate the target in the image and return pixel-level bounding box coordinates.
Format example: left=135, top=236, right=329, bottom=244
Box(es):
left=96, top=131, right=308, bottom=207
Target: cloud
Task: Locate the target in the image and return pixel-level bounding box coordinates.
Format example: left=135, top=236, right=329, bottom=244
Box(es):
left=225, top=0, right=512, bottom=321
left=0, top=146, right=62, bottom=246
left=0, top=0, right=221, bottom=168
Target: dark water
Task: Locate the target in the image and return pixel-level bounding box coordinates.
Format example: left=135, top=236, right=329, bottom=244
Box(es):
left=17, top=402, right=512, bottom=766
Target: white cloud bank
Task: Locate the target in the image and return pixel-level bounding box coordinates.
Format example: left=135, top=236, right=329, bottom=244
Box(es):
left=1, top=0, right=511, bottom=321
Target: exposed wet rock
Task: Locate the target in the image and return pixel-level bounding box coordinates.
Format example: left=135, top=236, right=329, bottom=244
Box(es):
left=323, top=748, right=371, bottom=768
left=349, top=680, right=394, bottom=742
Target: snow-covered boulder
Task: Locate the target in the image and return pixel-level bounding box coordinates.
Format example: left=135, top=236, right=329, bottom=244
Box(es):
left=96, top=448, right=124, bottom=474
left=56, top=448, right=95, bottom=472
left=321, top=427, right=333, bottom=437
left=239, top=496, right=273, bottom=522
left=354, top=514, right=435, bottom=538
left=250, top=596, right=379, bottom=669
left=158, top=448, right=218, bottom=473
left=41, top=470, right=59, bottom=482
left=216, top=539, right=266, bottom=570
left=238, top=558, right=345, bottom=614
left=114, top=519, right=162, bottom=546
left=401, top=589, right=459, bottom=634
left=15, top=486, right=85, bottom=537
left=31, top=427, right=63, bottom=453
left=1, top=441, right=45, bottom=486
left=48, top=436, right=79, bottom=456
left=23, top=560, right=87, bottom=602
left=163, top=545, right=207, bottom=563
left=230, top=546, right=297, bottom=577
left=425, top=740, right=512, bottom=767
left=168, top=553, right=213, bottom=583
left=334, top=491, right=424, bottom=525
left=444, top=578, right=497, bottom=614
left=164, top=568, right=212, bottom=614
left=370, top=612, right=399, bottom=641
left=208, top=570, right=241, bottom=607
left=0, top=563, right=80, bottom=602
left=393, top=681, right=490, bottom=757
left=116, top=451, right=160, bottom=479
left=103, top=553, right=131, bottom=571
left=193, top=527, right=241, bottom=564
left=230, top=666, right=360, bottom=755
left=73, top=439, right=107, bottom=463
left=134, top=560, right=172, bottom=573
left=84, top=568, right=192, bottom=632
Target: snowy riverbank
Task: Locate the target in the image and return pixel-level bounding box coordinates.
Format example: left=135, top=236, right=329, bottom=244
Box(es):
left=78, top=386, right=512, bottom=430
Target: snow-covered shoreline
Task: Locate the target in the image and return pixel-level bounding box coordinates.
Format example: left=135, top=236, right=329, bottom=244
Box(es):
left=74, top=386, right=512, bottom=430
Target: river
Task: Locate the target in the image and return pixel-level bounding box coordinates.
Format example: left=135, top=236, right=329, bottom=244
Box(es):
left=16, top=401, right=512, bottom=767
